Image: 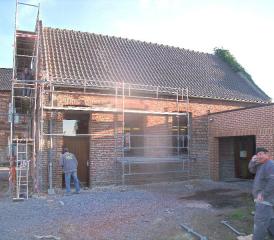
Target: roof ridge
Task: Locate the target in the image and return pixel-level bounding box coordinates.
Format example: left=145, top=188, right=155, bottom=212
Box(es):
left=43, top=26, right=212, bottom=57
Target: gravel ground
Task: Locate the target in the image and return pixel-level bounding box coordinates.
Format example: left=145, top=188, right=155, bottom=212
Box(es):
left=0, top=179, right=254, bottom=240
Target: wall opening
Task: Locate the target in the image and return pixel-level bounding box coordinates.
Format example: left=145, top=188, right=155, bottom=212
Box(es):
left=62, top=112, right=90, bottom=187
left=219, top=135, right=255, bottom=180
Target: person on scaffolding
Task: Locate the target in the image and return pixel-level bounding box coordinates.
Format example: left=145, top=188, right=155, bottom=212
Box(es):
left=59, top=147, right=80, bottom=195
left=19, top=67, right=33, bottom=96
left=248, top=147, right=274, bottom=240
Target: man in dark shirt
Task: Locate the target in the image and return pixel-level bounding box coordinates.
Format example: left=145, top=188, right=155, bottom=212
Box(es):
left=19, top=67, right=33, bottom=96
left=251, top=147, right=274, bottom=240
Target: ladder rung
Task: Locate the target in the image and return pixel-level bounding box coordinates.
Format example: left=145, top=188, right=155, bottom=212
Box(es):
left=13, top=85, right=36, bottom=88
left=13, top=82, right=36, bottom=85
left=15, top=54, right=37, bottom=58
left=13, top=198, right=25, bottom=201
left=13, top=96, right=36, bottom=99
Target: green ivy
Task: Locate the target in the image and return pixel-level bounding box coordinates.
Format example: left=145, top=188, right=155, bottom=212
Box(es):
left=214, top=47, right=253, bottom=83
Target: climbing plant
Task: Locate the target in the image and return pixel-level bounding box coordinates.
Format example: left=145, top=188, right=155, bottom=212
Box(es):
left=214, top=47, right=253, bottom=83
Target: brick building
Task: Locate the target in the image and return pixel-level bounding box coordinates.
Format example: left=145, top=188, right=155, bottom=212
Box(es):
left=209, top=104, right=274, bottom=181
left=1, top=24, right=271, bottom=193
left=0, top=68, right=12, bottom=165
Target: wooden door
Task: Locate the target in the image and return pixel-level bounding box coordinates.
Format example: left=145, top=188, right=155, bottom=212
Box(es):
left=63, top=136, right=89, bottom=186
left=234, top=136, right=255, bottom=179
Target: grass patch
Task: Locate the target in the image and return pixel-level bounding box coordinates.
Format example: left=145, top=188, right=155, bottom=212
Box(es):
left=225, top=195, right=254, bottom=235
left=229, top=209, right=248, bottom=221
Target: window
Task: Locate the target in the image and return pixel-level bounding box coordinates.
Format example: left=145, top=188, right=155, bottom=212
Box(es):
left=63, top=120, right=78, bottom=136
left=172, top=114, right=189, bottom=155
left=124, top=114, right=144, bottom=156
left=63, top=113, right=89, bottom=136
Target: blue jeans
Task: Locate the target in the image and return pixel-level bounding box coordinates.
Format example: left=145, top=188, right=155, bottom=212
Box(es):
left=65, top=171, right=80, bottom=193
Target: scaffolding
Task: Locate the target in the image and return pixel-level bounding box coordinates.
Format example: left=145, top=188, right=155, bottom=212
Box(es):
left=9, top=0, right=40, bottom=200
left=9, top=1, right=191, bottom=195
left=41, top=80, right=191, bottom=185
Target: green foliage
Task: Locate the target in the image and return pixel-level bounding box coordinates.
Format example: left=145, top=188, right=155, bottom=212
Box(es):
left=229, top=209, right=247, bottom=221
left=214, top=47, right=254, bottom=83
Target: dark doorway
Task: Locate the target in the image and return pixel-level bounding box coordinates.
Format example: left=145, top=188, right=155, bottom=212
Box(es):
left=234, top=136, right=256, bottom=179
left=219, top=135, right=256, bottom=180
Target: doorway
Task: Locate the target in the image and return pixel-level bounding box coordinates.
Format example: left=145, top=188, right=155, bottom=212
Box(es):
left=63, top=136, right=89, bottom=186
left=219, top=135, right=256, bottom=180
left=63, top=113, right=90, bottom=186
left=234, top=136, right=256, bottom=179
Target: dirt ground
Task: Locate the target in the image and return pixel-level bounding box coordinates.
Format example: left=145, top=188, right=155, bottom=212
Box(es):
left=0, top=177, right=255, bottom=240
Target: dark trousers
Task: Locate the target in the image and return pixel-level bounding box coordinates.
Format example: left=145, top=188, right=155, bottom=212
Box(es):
left=253, top=203, right=274, bottom=239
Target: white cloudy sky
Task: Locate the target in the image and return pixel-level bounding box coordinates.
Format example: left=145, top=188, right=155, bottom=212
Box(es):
left=1, top=0, right=273, bottom=99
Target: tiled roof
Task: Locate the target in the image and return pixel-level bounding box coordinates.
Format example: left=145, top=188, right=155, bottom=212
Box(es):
left=41, top=27, right=271, bottom=103
left=0, top=68, right=12, bottom=91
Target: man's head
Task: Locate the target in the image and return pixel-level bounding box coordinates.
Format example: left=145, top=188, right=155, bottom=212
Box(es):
left=256, top=147, right=270, bottom=163
left=62, top=147, right=69, bottom=154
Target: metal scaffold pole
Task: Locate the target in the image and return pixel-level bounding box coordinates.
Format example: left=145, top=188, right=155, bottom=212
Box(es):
left=122, top=81, right=125, bottom=185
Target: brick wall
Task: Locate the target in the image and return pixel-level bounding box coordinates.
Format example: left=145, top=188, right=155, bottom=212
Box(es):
left=48, top=91, right=257, bottom=186
left=219, top=137, right=235, bottom=179
left=189, top=98, right=255, bottom=179
left=0, top=92, right=10, bottom=164
left=1, top=88, right=263, bottom=189
left=39, top=112, right=63, bottom=191
left=208, top=104, right=274, bottom=180
left=144, top=115, right=173, bottom=157
left=1, top=88, right=264, bottom=189
left=89, top=112, right=122, bottom=186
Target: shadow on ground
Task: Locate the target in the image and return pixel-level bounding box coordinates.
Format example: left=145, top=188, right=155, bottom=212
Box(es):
left=180, top=188, right=253, bottom=208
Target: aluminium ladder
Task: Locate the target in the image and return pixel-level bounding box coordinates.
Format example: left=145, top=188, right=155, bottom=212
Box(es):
left=14, top=139, right=31, bottom=200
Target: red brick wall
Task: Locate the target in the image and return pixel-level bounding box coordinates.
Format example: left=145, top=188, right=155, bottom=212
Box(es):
left=4, top=89, right=263, bottom=189
left=144, top=115, right=173, bottom=157
left=208, top=104, right=274, bottom=180
left=39, top=112, right=63, bottom=191
left=89, top=112, right=122, bottom=186
left=47, top=91, right=257, bottom=187
left=0, top=92, right=10, bottom=163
